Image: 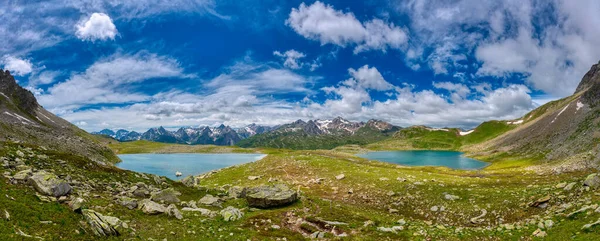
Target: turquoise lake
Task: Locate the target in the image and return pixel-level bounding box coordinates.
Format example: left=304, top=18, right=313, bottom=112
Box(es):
left=116, top=153, right=266, bottom=180
left=356, top=151, right=488, bottom=170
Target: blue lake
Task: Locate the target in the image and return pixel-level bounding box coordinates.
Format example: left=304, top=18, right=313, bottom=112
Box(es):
left=116, top=153, right=266, bottom=180
left=356, top=151, right=488, bottom=170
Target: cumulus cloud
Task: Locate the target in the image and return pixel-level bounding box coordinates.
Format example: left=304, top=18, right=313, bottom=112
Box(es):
left=1, top=56, right=33, bottom=76
left=394, top=0, right=600, bottom=96
left=287, top=1, right=408, bottom=53
left=75, top=13, right=118, bottom=41
left=273, top=50, right=306, bottom=69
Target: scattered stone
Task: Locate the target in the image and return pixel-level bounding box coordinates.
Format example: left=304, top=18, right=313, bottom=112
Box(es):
left=544, top=220, right=554, bottom=229
left=555, top=182, right=567, bottom=189
left=564, top=182, right=577, bottom=191
left=310, top=231, right=326, bottom=239
left=582, top=218, right=600, bottom=231
left=139, top=199, right=166, bottom=215
left=396, top=177, right=407, bottom=182
left=444, top=194, right=460, bottom=201
left=470, top=209, right=487, bottom=224
left=386, top=191, right=395, bottom=196
left=228, top=186, right=247, bottom=199
left=220, top=206, right=243, bottom=221
left=430, top=206, right=439, bottom=212
left=16, top=229, right=43, bottom=240
left=181, top=175, right=199, bottom=187
left=118, top=197, right=138, bottom=210
left=532, top=228, right=547, bottom=237
left=397, top=219, right=406, bottom=225
left=181, top=207, right=218, bottom=217
left=363, top=220, right=375, bottom=227
left=583, top=173, right=600, bottom=188
left=245, top=184, right=298, bottom=208
left=248, top=175, right=261, bottom=180
left=199, top=194, right=222, bottom=207
left=82, top=209, right=123, bottom=236
left=69, top=197, right=86, bottom=212
left=377, top=226, right=404, bottom=233
left=388, top=208, right=399, bottom=214
left=567, top=205, right=597, bottom=218
left=28, top=171, right=72, bottom=197
left=335, top=174, right=345, bottom=180
left=3, top=209, right=9, bottom=221
left=166, top=204, right=183, bottom=220
left=152, top=175, right=163, bottom=185
left=12, top=169, right=32, bottom=183
left=271, top=225, right=280, bottom=229
left=379, top=177, right=389, bottom=181
left=530, top=195, right=550, bottom=208
left=151, top=188, right=181, bottom=204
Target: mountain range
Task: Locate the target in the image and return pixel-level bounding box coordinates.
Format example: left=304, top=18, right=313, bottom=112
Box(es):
left=92, top=117, right=399, bottom=148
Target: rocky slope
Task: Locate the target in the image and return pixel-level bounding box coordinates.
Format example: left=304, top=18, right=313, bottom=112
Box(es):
left=0, top=70, right=118, bottom=165
left=462, top=61, right=600, bottom=171
left=237, top=117, right=400, bottom=149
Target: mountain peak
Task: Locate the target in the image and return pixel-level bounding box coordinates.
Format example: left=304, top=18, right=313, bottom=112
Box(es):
left=0, top=69, right=39, bottom=114
left=575, top=61, right=600, bottom=94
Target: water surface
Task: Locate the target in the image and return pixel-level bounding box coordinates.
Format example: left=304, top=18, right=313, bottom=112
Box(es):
left=117, top=153, right=266, bottom=180
left=357, top=151, right=487, bottom=170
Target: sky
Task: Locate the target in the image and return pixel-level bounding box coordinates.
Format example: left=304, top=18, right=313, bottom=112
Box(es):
left=1, top=0, right=599, bottom=132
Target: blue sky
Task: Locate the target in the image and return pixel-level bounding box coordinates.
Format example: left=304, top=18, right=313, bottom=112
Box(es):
left=1, top=0, right=599, bottom=132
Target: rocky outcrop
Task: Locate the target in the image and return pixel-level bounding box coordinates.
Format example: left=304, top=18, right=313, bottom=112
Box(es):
left=28, top=171, right=72, bottom=197
left=82, top=209, right=126, bottom=237
left=151, top=188, right=181, bottom=204
left=220, top=206, right=243, bottom=221
left=199, top=194, right=222, bottom=207
left=139, top=199, right=166, bottom=215
left=245, top=184, right=298, bottom=208
left=583, top=173, right=600, bottom=188
left=166, top=204, right=183, bottom=220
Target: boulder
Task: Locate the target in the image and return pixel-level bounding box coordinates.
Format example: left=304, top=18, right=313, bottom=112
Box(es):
left=583, top=173, right=600, bottom=188
left=166, top=204, right=183, bottom=220
left=199, top=194, right=222, bottom=207
left=12, top=169, right=32, bottom=183
left=228, top=186, right=247, bottom=199
left=82, top=209, right=124, bottom=236
left=335, top=174, right=345, bottom=180
left=69, top=197, right=86, bottom=212
left=139, top=199, right=166, bottom=215
left=118, top=197, right=138, bottom=210
left=28, top=171, right=72, bottom=197
left=151, top=188, right=181, bottom=204
left=245, top=184, right=298, bottom=208
left=181, top=175, right=202, bottom=187
left=220, top=206, right=243, bottom=221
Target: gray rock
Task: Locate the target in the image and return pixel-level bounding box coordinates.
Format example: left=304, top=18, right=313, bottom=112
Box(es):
left=564, top=182, right=577, bottom=191
left=310, top=231, right=326, bottom=239
left=181, top=207, right=218, bottom=217
left=583, top=173, right=600, bottom=188
left=220, top=206, right=243, bottom=221
left=181, top=175, right=200, bottom=187
left=166, top=204, right=183, bottom=220
left=69, top=197, right=86, bottom=212
left=82, top=209, right=124, bottom=236
left=28, top=171, right=72, bottom=197
left=228, top=186, right=247, bottom=199
left=139, top=199, right=166, bottom=215
left=118, top=197, right=138, bottom=210
left=151, top=188, right=181, bottom=204
left=12, top=169, right=32, bottom=183
left=444, top=194, right=460, bottom=201
left=199, top=194, right=222, bottom=207
left=245, top=184, right=298, bottom=208
left=377, top=226, right=404, bottom=233
left=582, top=218, right=600, bottom=231
left=335, top=174, right=345, bottom=180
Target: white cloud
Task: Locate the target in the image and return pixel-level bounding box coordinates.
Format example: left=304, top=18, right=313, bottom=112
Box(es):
left=75, top=13, right=118, bottom=41
left=394, top=0, right=600, bottom=97
left=37, top=52, right=189, bottom=112
left=1, top=56, right=33, bottom=76
left=273, top=50, right=306, bottom=69
left=287, top=1, right=408, bottom=53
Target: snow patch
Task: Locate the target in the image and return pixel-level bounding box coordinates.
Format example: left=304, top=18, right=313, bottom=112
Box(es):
left=459, top=130, right=474, bottom=136
left=3, top=111, right=38, bottom=126
left=507, top=120, right=523, bottom=125
left=551, top=104, right=570, bottom=124
left=576, top=101, right=584, bottom=111
left=37, top=111, right=56, bottom=124
left=0, top=92, right=10, bottom=100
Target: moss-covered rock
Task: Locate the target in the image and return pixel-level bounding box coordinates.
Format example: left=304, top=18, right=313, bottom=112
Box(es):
left=245, top=184, right=298, bottom=208
left=27, top=170, right=71, bottom=197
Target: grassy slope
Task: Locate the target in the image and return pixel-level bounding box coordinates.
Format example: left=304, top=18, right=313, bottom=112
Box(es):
left=236, top=127, right=394, bottom=150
